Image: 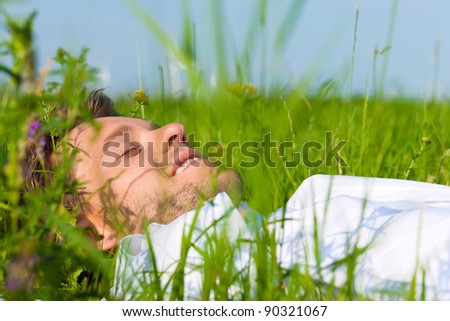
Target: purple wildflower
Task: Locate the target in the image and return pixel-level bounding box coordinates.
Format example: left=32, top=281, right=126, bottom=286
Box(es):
left=38, top=136, right=46, bottom=149
left=5, top=254, right=40, bottom=293
left=28, top=120, right=41, bottom=138
left=37, top=136, right=47, bottom=158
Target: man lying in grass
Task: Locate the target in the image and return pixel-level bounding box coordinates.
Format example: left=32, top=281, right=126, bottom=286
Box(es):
left=21, top=90, right=450, bottom=300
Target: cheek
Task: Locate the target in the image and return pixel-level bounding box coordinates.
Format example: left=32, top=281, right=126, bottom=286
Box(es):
left=74, top=160, right=101, bottom=193
left=108, top=168, right=169, bottom=200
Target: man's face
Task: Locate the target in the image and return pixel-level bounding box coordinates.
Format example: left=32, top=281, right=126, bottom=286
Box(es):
left=68, top=117, right=241, bottom=246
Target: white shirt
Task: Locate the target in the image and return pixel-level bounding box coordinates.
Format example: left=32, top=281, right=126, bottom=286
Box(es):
left=111, top=192, right=251, bottom=300
left=111, top=175, right=450, bottom=300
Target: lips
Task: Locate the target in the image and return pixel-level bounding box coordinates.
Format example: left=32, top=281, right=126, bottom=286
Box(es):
left=175, top=157, right=199, bottom=175
left=172, top=149, right=202, bottom=176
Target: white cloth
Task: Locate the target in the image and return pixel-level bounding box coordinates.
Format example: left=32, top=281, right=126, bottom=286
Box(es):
left=272, top=174, right=450, bottom=300
left=111, top=174, right=450, bottom=300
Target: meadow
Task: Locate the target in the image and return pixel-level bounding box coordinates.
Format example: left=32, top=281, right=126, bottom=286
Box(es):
left=1, top=1, right=450, bottom=300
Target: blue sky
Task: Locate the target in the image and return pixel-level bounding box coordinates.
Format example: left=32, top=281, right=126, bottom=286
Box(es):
left=4, top=0, right=450, bottom=98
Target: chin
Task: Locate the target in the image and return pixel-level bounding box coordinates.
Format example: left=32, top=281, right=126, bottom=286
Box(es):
left=215, top=169, right=242, bottom=206
left=146, top=169, right=242, bottom=226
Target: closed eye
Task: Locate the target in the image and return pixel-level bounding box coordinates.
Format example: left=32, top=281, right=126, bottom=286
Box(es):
left=123, top=145, right=142, bottom=158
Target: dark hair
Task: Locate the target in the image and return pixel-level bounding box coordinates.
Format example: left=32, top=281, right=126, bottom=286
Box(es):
left=21, top=89, right=118, bottom=216
left=84, top=89, right=118, bottom=118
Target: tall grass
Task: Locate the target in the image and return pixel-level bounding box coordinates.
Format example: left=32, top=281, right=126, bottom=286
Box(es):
left=0, top=1, right=450, bottom=300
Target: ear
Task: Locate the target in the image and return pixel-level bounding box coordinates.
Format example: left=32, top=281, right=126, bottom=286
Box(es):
left=76, top=214, right=119, bottom=251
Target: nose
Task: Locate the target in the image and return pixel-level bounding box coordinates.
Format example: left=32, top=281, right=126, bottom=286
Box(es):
left=158, top=123, right=187, bottom=149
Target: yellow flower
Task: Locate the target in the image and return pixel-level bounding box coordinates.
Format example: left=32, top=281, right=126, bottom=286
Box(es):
left=443, top=149, right=450, bottom=158
left=421, top=136, right=431, bottom=146
left=227, top=83, right=257, bottom=96
left=36, top=87, right=45, bottom=96
left=133, top=90, right=149, bottom=105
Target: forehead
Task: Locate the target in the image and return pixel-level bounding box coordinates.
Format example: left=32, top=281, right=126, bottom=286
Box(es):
left=68, top=116, right=155, bottom=148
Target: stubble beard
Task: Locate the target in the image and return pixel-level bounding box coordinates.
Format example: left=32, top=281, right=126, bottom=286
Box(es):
left=134, top=169, right=242, bottom=230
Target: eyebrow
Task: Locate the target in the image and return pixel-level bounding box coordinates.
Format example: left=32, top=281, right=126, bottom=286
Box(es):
left=104, top=124, right=131, bottom=142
